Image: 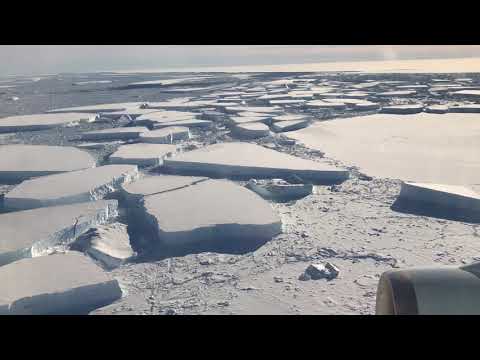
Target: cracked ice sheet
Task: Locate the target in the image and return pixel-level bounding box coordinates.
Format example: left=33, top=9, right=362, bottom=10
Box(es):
left=121, top=175, right=208, bottom=204
left=4, top=164, right=138, bottom=211
left=0, top=200, right=118, bottom=267
left=142, top=179, right=282, bottom=247
left=104, top=176, right=480, bottom=315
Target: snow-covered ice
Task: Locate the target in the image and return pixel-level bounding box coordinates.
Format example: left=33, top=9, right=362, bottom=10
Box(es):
left=288, top=113, right=480, bottom=185
left=162, top=142, right=349, bottom=183
left=109, top=143, right=176, bottom=167
left=398, top=182, right=480, bottom=212
left=0, top=113, right=97, bottom=133
left=0, top=145, right=95, bottom=182
left=152, top=119, right=212, bottom=129
left=141, top=179, right=282, bottom=248
left=4, top=165, right=139, bottom=210
left=231, top=123, right=270, bottom=139
left=0, top=252, right=122, bottom=314
left=80, top=127, right=149, bottom=141
left=0, top=200, right=118, bottom=267
left=71, top=223, right=135, bottom=270
left=139, top=126, right=190, bottom=144
left=271, top=119, right=311, bottom=133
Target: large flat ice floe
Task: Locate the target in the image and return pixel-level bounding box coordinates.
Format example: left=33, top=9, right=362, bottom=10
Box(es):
left=271, top=119, right=311, bottom=133
left=47, top=102, right=142, bottom=114
left=76, top=141, right=125, bottom=150
left=146, top=98, right=216, bottom=109
left=396, top=84, right=428, bottom=89
left=0, top=200, right=118, bottom=267
left=272, top=114, right=310, bottom=122
left=231, top=123, right=270, bottom=139
left=285, top=91, right=315, bottom=99
left=109, top=143, right=176, bottom=167
left=0, top=252, right=122, bottom=314
left=228, top=115, right=272, bottom=126
left=0, top=113, right=97, bottom=133
left=257, top=94, right=291, bottom=102
left=269, top=99, right=306, bottom=105
left=121, top=175, right=207, bottom=205
left=141, top=178, right=282, bottom=248
left=451, top=90, right=480, bottom=98
left=237, top=111, right=277, bottom=119
left=101, top=107, right=160, bottom=120
left=344, top=91, right=371, bottom=98
left=4, top=165, right=138, bottom=211
left=213, top=102, right=244, bottom=110
left=162, top=142, right=349, bottom=183
left=351, top=101, right=380, bottom=111
left=80, top=127, right=149, bottom=141
left=134, top=110, right=198, bottom=127
left=288, top=113, right=480, bottom=185
left=139, top=126, right=190, bottom=143
left=224, top=106, right=283, bottom=114
left=152, top=119, right=213, bottom=129
left=326, top=98, right=374, bottom=106
left=0, top=145, right=95, bottom=182
left=318, top=92, right=346, bottom=98
left=305, top=100, right=347, bottom=110
left=376, top=90, right=416, bottom=97
left=449, top=104, right=480, bottom=113
left=398, top=182, right=480, bottom=212
left=425, top=105, right=449, bottom=114
left=121, top=76, right=214, bottom=89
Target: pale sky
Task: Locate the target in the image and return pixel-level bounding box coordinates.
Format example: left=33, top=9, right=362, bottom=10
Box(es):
left=1, top=45, right=480, bottom=76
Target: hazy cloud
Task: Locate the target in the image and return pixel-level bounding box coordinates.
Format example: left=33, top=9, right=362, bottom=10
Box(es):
left=1, top=45, right=480, bottom=76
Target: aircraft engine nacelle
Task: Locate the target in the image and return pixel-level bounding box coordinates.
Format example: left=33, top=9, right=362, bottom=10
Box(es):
left=376, top=262, right=480, bottom=315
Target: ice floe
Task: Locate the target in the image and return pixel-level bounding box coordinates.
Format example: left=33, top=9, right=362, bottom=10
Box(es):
left=0, top=252, right=122, bottom=314
left=0, top=145, right=95, bottom=182
left=109, top=143, right=176, bottom=167
left=271, top=119, right=311, bottom=132
left=0, top=113, right=97, bottom=133
left=288, top=113, right=480, bottom=185
left=80, top=127, right=149, bottom=141
left=4, top=165, right=139, bottom=211
left=140, top=179, right=282, bottom=248
left=134, top=110, right=198, bottom=127
left=425, top=105, right=449, bottom=114
left=449, top=104, right=480, bottom=113
left=231, top=123, right=270, bottom=139
left=139, top=126, right=190, bottom=143
left=47, top=103, right=142, bottom=114
left=162, top=142, right=349, bottom=183
left=398, top=182, right=480, bottom=212
left=0, top=200, right=118, bottom=267
left=152, top=119, right=212, bottom=129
